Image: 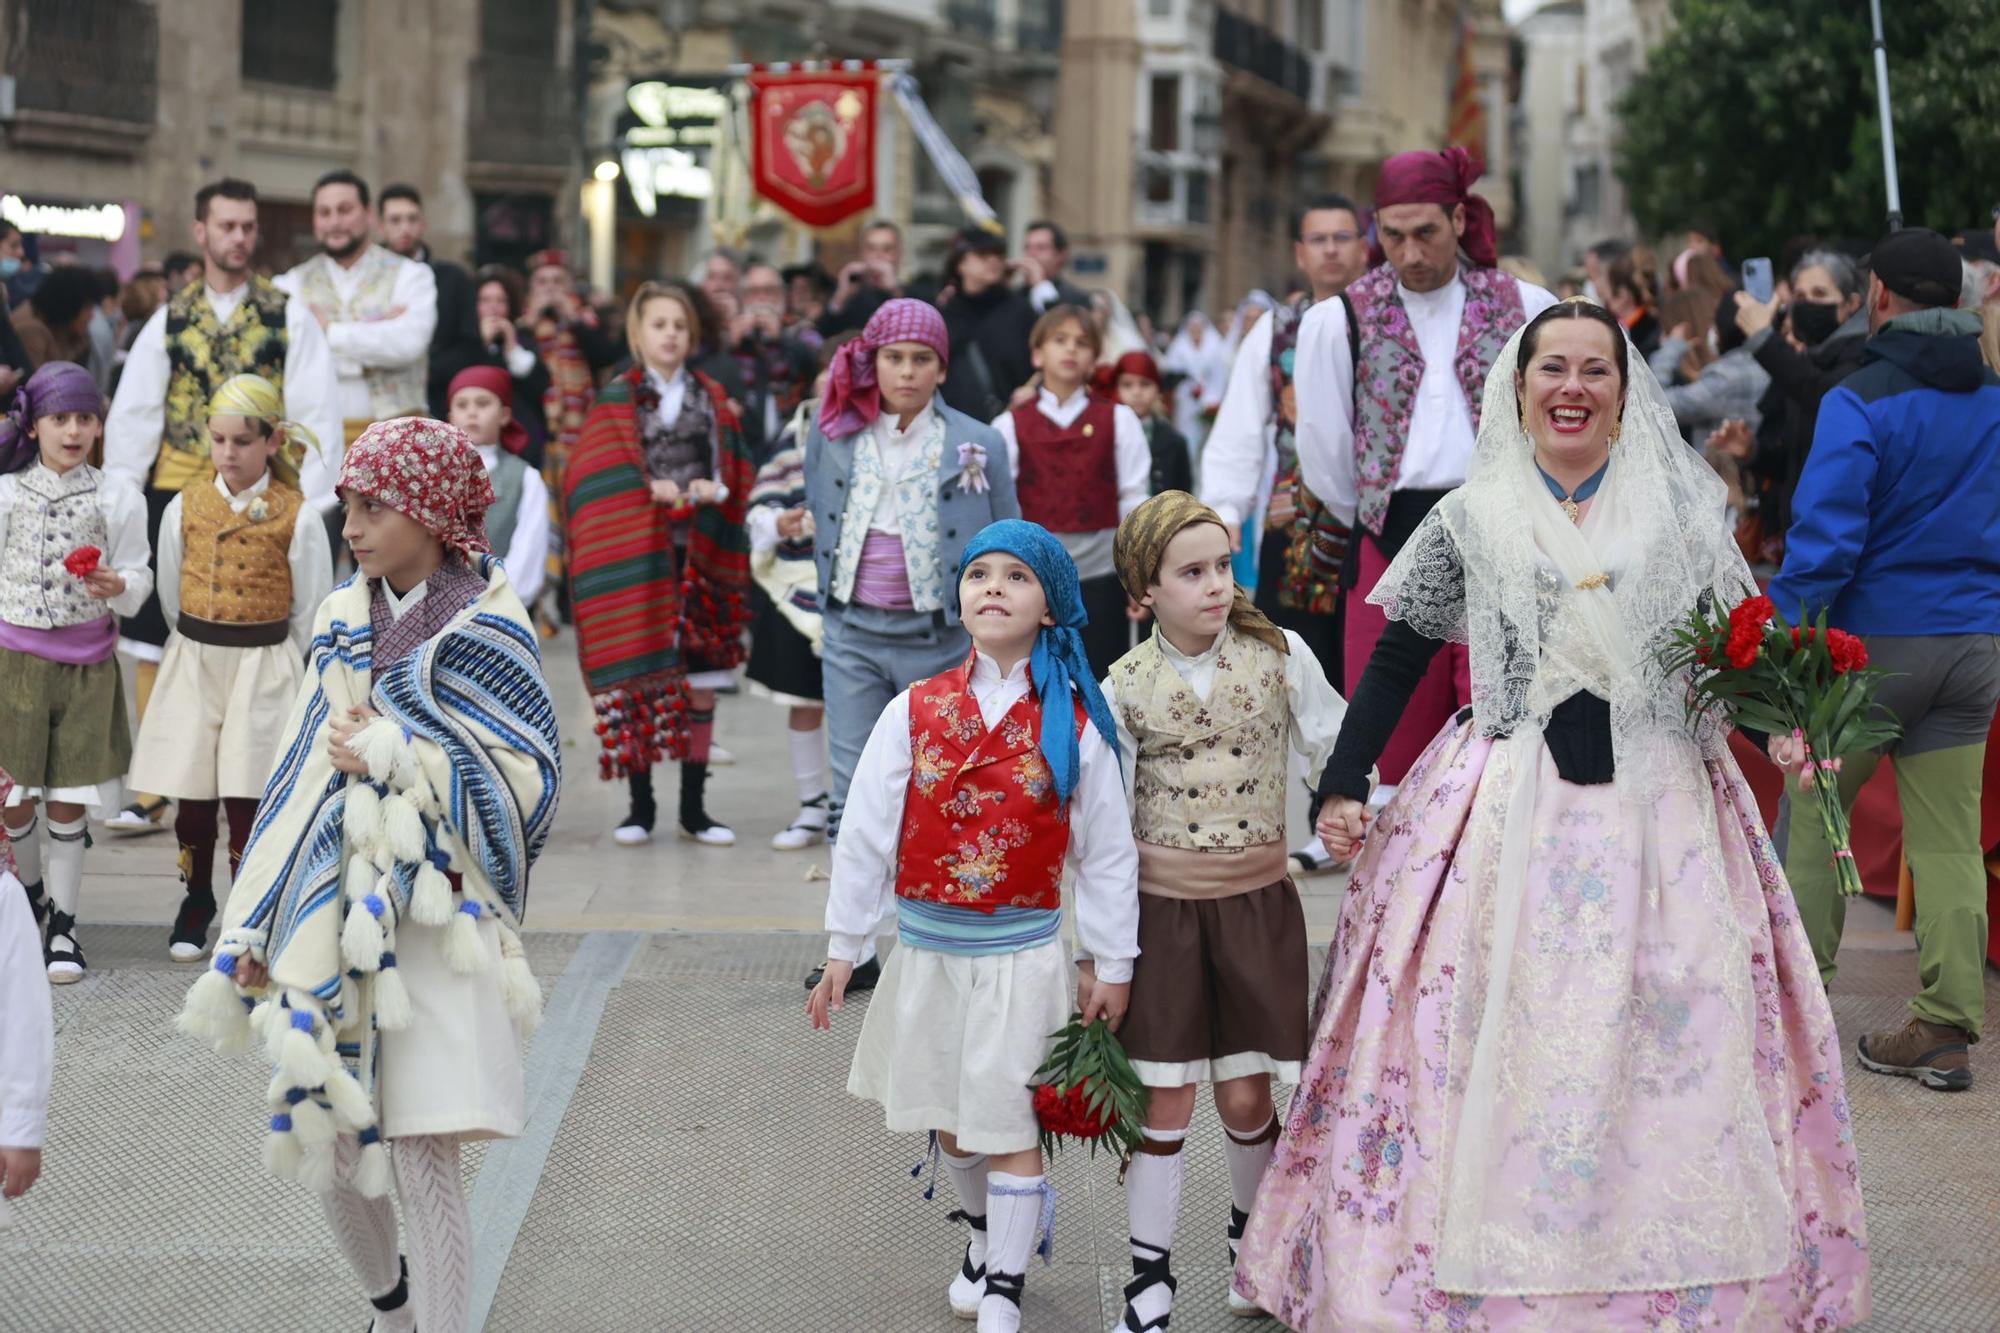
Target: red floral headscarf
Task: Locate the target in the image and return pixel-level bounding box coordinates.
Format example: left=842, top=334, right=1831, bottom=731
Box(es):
left=817, top=298, right=951, bottom=441
left=338, top=416, right=497, bottom=557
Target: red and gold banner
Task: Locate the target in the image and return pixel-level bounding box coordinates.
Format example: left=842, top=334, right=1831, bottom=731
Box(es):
left=748, top=69, right=878, bottom=229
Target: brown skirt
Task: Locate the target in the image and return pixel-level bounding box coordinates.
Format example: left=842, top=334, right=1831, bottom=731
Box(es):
left=1117, top=878, right=1309, bottom=1087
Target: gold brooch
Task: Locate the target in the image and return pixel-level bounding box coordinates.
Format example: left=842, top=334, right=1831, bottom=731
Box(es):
left=1081, top=423, right=1095, bottom=437
left=1575, top=572, right=1609, bottom=590
left=1559, top=498, right=1581, bottom=524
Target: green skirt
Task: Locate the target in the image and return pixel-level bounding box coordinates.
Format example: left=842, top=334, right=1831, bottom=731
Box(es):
left=0, top=647, right=132, bottom=790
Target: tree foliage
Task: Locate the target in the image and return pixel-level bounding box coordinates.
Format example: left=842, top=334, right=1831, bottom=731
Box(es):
left=1615, top=0, right=2000, bottom=256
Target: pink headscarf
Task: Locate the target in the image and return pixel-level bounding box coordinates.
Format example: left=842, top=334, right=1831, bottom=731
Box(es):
left=817, top=298, right=952, bottom=441
left=1374, top=145, right=1497, bottom=269
left=338, top=416, right=497, bottom=558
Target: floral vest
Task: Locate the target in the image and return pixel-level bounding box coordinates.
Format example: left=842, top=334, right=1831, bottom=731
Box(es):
left=179, top=476, right=303, bottom=634
left=1347, top=262, right=1524, bottom=536
left=159, top=277, right=289, bottom=493
left=288, top=246, right=427, bottom=419
left=1110, top=627, right=1289, bottom=851
left=0, top=465, right=111, bottom=630
left=830, top=412, right=947, bottom=614
left=893, top=658, right=1086, bottom=912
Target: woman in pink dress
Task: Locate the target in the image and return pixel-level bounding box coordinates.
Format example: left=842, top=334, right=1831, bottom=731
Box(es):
left=1235, top=299, right=1871, bottom=1331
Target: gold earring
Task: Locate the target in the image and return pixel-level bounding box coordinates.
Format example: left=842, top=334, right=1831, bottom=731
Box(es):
left=1608, top=414, right=1622, bottom=445
left=1519, top=405, right=1531, bottom=436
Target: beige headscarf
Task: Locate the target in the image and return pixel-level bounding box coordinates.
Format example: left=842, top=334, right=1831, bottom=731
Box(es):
left=207, top=373, right=317, bottom=488
left=1113, top=489, right=1288, bottom=654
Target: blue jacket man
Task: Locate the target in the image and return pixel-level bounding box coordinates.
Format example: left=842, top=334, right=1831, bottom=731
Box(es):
left=1767, top=227, right=2000, bottom=1092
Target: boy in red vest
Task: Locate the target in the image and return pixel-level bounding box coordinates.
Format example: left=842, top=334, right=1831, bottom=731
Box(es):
left=808, top=519, right=1139, bottom=1333
left=990, top=306, right=1151, bottom=678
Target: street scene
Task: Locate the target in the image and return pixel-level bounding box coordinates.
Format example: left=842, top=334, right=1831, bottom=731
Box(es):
left=3, top=0, right=2000, bottom=1329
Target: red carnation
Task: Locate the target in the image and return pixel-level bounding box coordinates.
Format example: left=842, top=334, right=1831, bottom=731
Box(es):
left=1728, top=594, right=1776, bottom=634
left=1725, top=624, right=1763, bottom=669
left=1826, top=629, right=1869, bottom=674
left=63, top=545, right=102, bottom=578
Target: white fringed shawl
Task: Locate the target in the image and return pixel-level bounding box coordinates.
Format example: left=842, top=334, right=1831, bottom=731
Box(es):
left=178, top=556, right=561, bottom=1195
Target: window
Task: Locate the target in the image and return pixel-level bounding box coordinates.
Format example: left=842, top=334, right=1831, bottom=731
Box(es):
left=1293, top=0, right=1322, bottom=51
left=1148, top=73, right=1181, bottom=153
left=481, top=0, right=559, bottom=58
left=242, top=0, right=339, bottom=90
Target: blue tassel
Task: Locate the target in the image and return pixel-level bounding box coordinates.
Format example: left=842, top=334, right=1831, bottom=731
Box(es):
left=214, top=952, right=239, bottom=977
left=990, top=1177, right=1059, bottom=1266
left=285, top=1087, right=308, bottom=1106
left=910, top=1130, right=941, bottom=1201
left=270, top=1113, right=293, bottom=1132
left=364, top=893, right=385, bottom=918
left=288, top=1008, right=314, bottom=1034
left=358, top=1125, right=382, bottom=1148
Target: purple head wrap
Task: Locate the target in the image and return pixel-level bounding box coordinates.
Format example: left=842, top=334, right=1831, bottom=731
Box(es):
left=0, top=361, right=106, bottom=475
left=817, top=298, right=951, bottom=440
left=1373, top=145, right=1498, bottom=269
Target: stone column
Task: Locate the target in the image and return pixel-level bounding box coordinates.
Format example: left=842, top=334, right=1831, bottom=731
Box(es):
left=1051, top=0, right=1141, bottom=301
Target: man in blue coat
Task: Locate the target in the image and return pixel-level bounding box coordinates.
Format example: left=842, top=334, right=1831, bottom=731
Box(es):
left=1768, top=226, right=2000, bottom=1092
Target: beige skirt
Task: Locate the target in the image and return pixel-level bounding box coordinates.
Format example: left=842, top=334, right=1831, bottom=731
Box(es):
left=127, top=636, right=304, bottom=801
left=375, top=915, right=526, bottom=1142
left=846, top=937, right=1070, bottom=1156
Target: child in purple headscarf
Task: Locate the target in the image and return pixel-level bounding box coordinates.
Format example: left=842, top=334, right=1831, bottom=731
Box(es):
left=0, top=361, right=153, bottom=984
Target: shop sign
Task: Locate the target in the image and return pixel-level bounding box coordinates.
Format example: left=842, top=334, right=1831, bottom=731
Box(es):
left=2, top=194, right=127, bottom=242
left=620, top=82, right=726, bottom=217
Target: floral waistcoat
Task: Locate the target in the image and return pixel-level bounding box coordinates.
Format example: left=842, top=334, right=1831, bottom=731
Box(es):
left=179, top=477, right=303, bottom=625
left=1348, top=262, right=1524, bottom=536
left=289, top=246, right=427, bottom=419
left=1266, top=293, right=1313, bottom=482
left=894, top=658, right=1086, bottom=912
left=830, top=412, right=947, bottom=614
left=160, top=277, right=288, bottom=493
left=0, top=465, right=111, bottom=630
left=1111, top=627, right=1289, bottom=851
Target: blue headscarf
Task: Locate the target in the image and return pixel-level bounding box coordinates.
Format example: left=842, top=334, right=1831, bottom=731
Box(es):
left=953, top=519, right=1121, bottom=804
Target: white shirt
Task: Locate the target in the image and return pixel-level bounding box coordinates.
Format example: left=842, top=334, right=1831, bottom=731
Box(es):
left=274, top=253, right=438, bottom=424
left=383, top=577, right=429, bottom=621
left=0, top=871, right=53, bottom=1151
left=0, top=463, right=153, bottom=618
left=825, top=651, right=1141, bottom=982
left=476, top=443, right=550, bottom=606
left=990, top=387, right=1151, bottom=580
left=105, top=285, right=344, bottom=511
left=1200, top=311, right=1278, bottom=530
left=646, top=364, right=689, bottom=430
left=1294, top=268, right=1556, bottom=524
left=155, top=470, right=334, bottom=657
left=862, top=402, right=939, bottom=536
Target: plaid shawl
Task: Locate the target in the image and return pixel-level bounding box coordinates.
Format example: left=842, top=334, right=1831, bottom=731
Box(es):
left=565, top=366, right=754, bottom=777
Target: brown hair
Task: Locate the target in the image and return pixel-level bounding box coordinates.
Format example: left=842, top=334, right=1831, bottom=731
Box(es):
left=625, top=281, right=705, bottom=365
left=475, top=264, right=527, bottom=320
left=1029, top=303, right=1102, bottom=358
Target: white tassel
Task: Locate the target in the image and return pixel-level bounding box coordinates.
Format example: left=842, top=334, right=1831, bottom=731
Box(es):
left=356, top=718, right=419, bottom=790
left=344, top=782, right=382, bottom=851
left=405, top=767, right=438, bottom=817
left=340, top=896, right=386, bottom=972
left=295, top=1141, right=336, bottom=1194
left=177, top=964, right=252, bottom=1053
left=344, top=854, right=377, bottom=906
left=276, top=1016, right=327, bottom=1089
left=263, top=1126, right=302, bottom=1180
left=498, top=926, right=542, bottom=1034
left=373, top=963, right=413, bottom=1031
left=290, top=1095, right=335, bottom=1150
left=322, top=1067, right=374, bottom=1132
left=355, top=1137, right=394, bottom=1198
left=411, top=860, right=454, bottom=926
left=379, top=793, right=425, bottom=865
left=443, top=903, right=486, bottom=974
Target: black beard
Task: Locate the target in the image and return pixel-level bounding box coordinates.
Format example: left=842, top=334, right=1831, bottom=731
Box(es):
left=323, top=234, right=367, bottom=262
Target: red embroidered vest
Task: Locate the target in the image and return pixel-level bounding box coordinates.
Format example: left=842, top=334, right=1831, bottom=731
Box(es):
left=1011, top=397, right=1119, bottom=533
left=894, top=657, right=1087, bottom=912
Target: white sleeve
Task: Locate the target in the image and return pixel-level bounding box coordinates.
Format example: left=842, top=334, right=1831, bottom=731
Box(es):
left=825, top=691, right=913, bottom=962
left=504, top=342, right=536, bottom=378
left=1111, top=404, right=1151, bottom=519
left=1294, top=297, right=1357, bottom=524
left=100, top=475, right=153, bottom=617
left=1029, top=279, right=1061, bottom=313
left=504, top=467, right=550, bottom=607
left=747, top=504, right=782, bottom=555
left=325, top=260, right=438, bottom=370
left=103, top=306, right=170, bottom=491
left=283, top=299, right=344, bottom=513
left=1065, top=721, right=1140, bottom=984
left=0, top=878, right=53, bottom=1149
left=990, top=411, right=1019, bottom=477
left=288, top=500, right=333, bottom=656
left=1281, top=629, right=1347, bottom=784
left=156, top=493, right=185, bottom=630
left=1200, top=313, right=1275, bottom=528
left=1516, top=279, right=1560, bottom=322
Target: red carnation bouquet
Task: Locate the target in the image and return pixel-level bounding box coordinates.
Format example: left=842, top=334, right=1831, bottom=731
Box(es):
left=1664, top=593, right=1901, bottom=897
left=63, top=545, right=102, bottom=578
left=1031, top=1014, right=1149, bottom=1161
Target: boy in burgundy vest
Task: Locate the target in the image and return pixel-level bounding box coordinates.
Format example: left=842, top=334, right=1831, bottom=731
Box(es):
left=990, top=305, right=1151, bottom=678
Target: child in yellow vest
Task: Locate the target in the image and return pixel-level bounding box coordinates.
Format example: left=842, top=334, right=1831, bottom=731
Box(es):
left=128, top=375, right=331, bottom=962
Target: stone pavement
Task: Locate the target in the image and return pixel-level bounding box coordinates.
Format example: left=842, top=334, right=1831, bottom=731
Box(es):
left=4, top=635, right=1997, bottom=1330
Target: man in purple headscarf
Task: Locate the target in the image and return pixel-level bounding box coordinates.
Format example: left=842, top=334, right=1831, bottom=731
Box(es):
left=1292, top=146, right=1557, bottom=809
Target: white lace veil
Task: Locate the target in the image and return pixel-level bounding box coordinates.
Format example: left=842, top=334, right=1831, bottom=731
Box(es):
left=1368, top=302, right=1757, bottom=797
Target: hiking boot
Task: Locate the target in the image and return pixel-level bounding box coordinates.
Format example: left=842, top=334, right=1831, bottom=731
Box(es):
left=1857, top=1015, right=1974, bottom=1092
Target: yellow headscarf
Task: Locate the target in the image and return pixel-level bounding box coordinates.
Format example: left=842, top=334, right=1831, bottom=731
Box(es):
left=207, top=373, right=317, bottom=488
left=1113, top=489, right=1289, bottom=654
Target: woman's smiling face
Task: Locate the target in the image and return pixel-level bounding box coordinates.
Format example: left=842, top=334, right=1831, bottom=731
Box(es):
left=1516, top=316, right=1626, bottom=466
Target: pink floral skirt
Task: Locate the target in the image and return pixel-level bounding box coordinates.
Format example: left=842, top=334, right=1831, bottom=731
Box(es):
left=1234, top=720, right=1872, bottom=1331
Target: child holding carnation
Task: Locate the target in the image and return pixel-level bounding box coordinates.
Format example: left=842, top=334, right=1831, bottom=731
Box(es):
left=808, top=520, right=1139, bottom=1333
left=177, top=416, right=561, bottom=1333
left=0, top=361, right=152, bottom=984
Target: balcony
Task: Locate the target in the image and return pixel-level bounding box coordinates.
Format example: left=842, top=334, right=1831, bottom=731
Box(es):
left=1137, top=155, right=1213, bottom=232
left=469, top=53, right=574, bottom=170
left=3, top=0, right=157, bottom=153
left=945, top=0, right=999, bottom=41
left=1212, top=9, right=1312, bottom=103
left=1015, top=0, right=1065, bottom=53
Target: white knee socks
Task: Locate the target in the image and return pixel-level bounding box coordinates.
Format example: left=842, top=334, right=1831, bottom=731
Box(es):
left=394, top=1133, right=473, bottom=1333
left=1122, top=1128, right=1186, bottom=1328
left=44, top=814, right=86, bottom=915
left=789, top=725, right=829, bottom=811
left=320, top=1136, right=414, bottom=1333
left=941, top=1144, right=991, bottom=1271
left=6, top=812, right=40, bottom=887
left=1223, top=1114, right=1279, bottom=1221
left=980, top=1171, right=1050, bottom=1333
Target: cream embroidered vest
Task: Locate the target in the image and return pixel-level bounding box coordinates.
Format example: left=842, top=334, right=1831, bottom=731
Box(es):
left=1, top=465, right=112, bottom=629
left=830, top=413, right=947, bottom=614
left=289, top=246, right=428, bottom=418
left=1111, top=626, right=1290, bottom=850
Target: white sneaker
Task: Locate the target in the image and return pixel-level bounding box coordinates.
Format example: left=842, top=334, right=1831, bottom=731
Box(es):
left=772, top=797, right=830, bottom=851
left=103, top=799, right=170, bottom=833
left=168, top=939, right=209, bottom=963
left=612, top=823, right=652, bottom=846
left=948, top=1246, right=986, bottom=1319
left=707, top=744, right=736, bottom=766
left=678, top=822, right=736, bottom=847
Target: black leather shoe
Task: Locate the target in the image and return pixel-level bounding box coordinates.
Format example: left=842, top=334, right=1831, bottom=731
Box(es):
left=804, top=955, right=882, bottom=992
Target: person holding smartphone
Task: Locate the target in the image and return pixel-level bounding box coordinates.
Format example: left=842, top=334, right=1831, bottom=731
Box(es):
left=817, top=220, right=910, bottom=337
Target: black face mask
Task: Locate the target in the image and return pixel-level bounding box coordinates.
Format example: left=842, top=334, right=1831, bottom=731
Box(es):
left=1790, top=299, right=1845, bottom=346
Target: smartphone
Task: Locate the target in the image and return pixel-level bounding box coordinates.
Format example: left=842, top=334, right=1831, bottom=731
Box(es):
left=1741, top=257, right=1775, bottom=304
